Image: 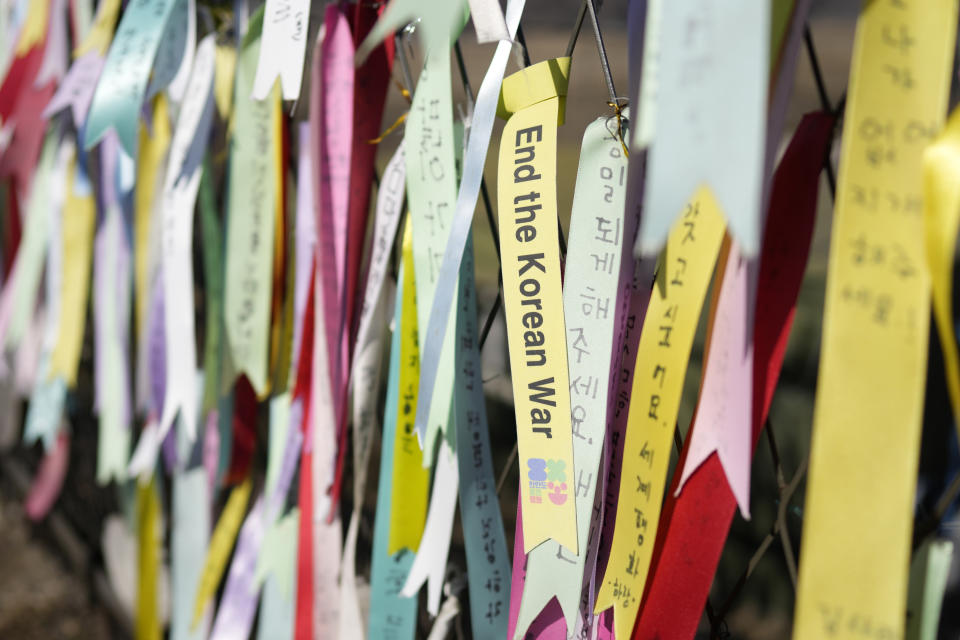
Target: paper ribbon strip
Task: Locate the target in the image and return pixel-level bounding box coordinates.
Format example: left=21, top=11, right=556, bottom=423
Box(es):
left=289, top=125, right=316, bottom=395
left=388, top=219, right=430, bottom=554
left=73, top=0, right=118, bottom=56
left=198, top=158, right=223, bottom=415
left=0, top=39, right=57, bottom=206
left=312, top=5, right=357, bottom=514
left=24, top=429, right=69, bottom=520
left=70, top=0, right=95, bottom=50
left=497, top=56, right=577, bottom=555
left=267, top=32, right=292, bottom=397
left=295, top=402, right=315, bottom=640
left=311, top=5, right=349, bottom=412
left=925, top=108, right=960, bottom=441
left=304, top=252, right=344, bottom=639
left=165, top=0, right=195, bottom=103
left=404, top=42, right=462, bottom=459
left=293, top=261, right=317, bottom=639
left=507, top=496, right=565, bottom=639
left=590, top=153, right=652, bottom=640
left=342, top=0, right=392, bottom=366
left=257, top=510, right=299, bottom=640
left=673, top=240, right=753, bottom=516
left=636, top=0, right=768, bottom=259
left=133, top=94, right=169, bottom=376
left=514, top=114, right=630, bottom=638
left=146, top=0, right=192, bottom=102
left=467, top=0, right=508, bottom=43
left=208, top=495, right=266, bottom=639
left=132, top=106, right=165, bottom=420
left=400, top=438, right=459, bottom=615
left=252, top=0, right=307, bottom=99
left=94, top=138, right=133, bottom=484
left=14, top=0, right=49, bottom=56
left=595, top=188, right=725, bottom=640
left=34, top=0, right=66, bottom=89
left=338, top=507, right=364, bottom=640
left=171, top=468, right=211, bottom=640
left=259, top=399, right=293, bottom=561
left=136, top=475, right=162, bottom=640
left=368, top=275, right=418, bottom=640
left=794, top=2, right=958, bottom=637
left=630, top=0, right=657, bottom=151
left=191, top=476, right=252, bottom=628
left=213, top=44, right=236, bottom=121
left=84, top=0, right=178, bottom=154
left=43, top=51, right=104, bottom=128
left=22, top=369, right=65, bottom=450
left=223, top=9, right=280, bottom=396
left=906, top=539, right=953, bottom=640
left=12, top=306, right=45, bottom=398
left=156, top=35, right=215, bottom=445
left=455, top=235, right=512, bottom=640
left=0, top=1, right=15, bottom=82
left=355, top=0, right=467, bottom=65
left=46, top=149, right=93, bottom=388
left=350, top=142, right=406, bottom=504
left=633, top=111, right=834, bottom=640
left=22, top=138, right=68, bottom=451
left=345, top=143, right=404, bottom=611
left=398, top=197, right=472, bottom=611
left=0, top=132, right=56, bottom=354
left=410, top=0, right=525, bottom=454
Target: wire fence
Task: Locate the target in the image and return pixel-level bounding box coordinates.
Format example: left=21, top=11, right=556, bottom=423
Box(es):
left=3, top=3, right=960, bottom=640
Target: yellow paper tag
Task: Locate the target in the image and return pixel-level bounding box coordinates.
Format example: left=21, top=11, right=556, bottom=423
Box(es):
left=48, top=157, right=95, bottom=386
left=136, top=476, right=161, bottom=640
left=594, top=188, right=725, bottom=640
left=16, top=0, right=50, bottom=55
left=498, top=58, right=577, bottom=554
left=134, top=96, right=171, bottom=342
left=192, top=477, right=253, bottom=628
left=74, top=0, right=120, bottom=56
left=794, top=2, right=958, bottom=638
left=214, top=45, right=238, bottom=122
left=388, top=218, right=430, bottom=554
left=264, top=88, right=285, bottom=398
left=926, top=109, right=960, bottom=436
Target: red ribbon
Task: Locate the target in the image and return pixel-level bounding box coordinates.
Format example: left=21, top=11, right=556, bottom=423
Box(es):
left=327, top=0, right=393, bottom=519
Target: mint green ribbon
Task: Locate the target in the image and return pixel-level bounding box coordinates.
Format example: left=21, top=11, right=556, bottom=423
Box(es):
left=84, top=0, right=178, bottom=154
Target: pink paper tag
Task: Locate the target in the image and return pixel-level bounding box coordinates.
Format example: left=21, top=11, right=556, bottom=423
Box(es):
left=25, top=430, right=70, bottom=520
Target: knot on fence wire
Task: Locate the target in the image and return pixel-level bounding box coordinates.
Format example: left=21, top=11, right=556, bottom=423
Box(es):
left=606, top=96, right=630, bottom=157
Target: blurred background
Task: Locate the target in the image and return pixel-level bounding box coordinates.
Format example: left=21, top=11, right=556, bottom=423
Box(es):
left=7, top=0, right=960, bottom=639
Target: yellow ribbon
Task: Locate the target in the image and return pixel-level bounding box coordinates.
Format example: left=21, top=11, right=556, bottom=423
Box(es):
left=192, top=477, right=253, bottom=628
left=49, top=156, right=95, bottom=386
left=74, top=0, right=120, bottom=56
left=134, top=96, right=171, bottom=343
left=387, top=218, right=431, bottom=554
left=135, top=476, right=161, bottom=640
left=794, top=2, right=958, bottom=637
left=498, top=57, right=578, bottom=554
left=16, top=0, right=50, bottom=55
left=594, top=188, right=726, bottom=640
left=926, top=108, right=960, bottom=437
